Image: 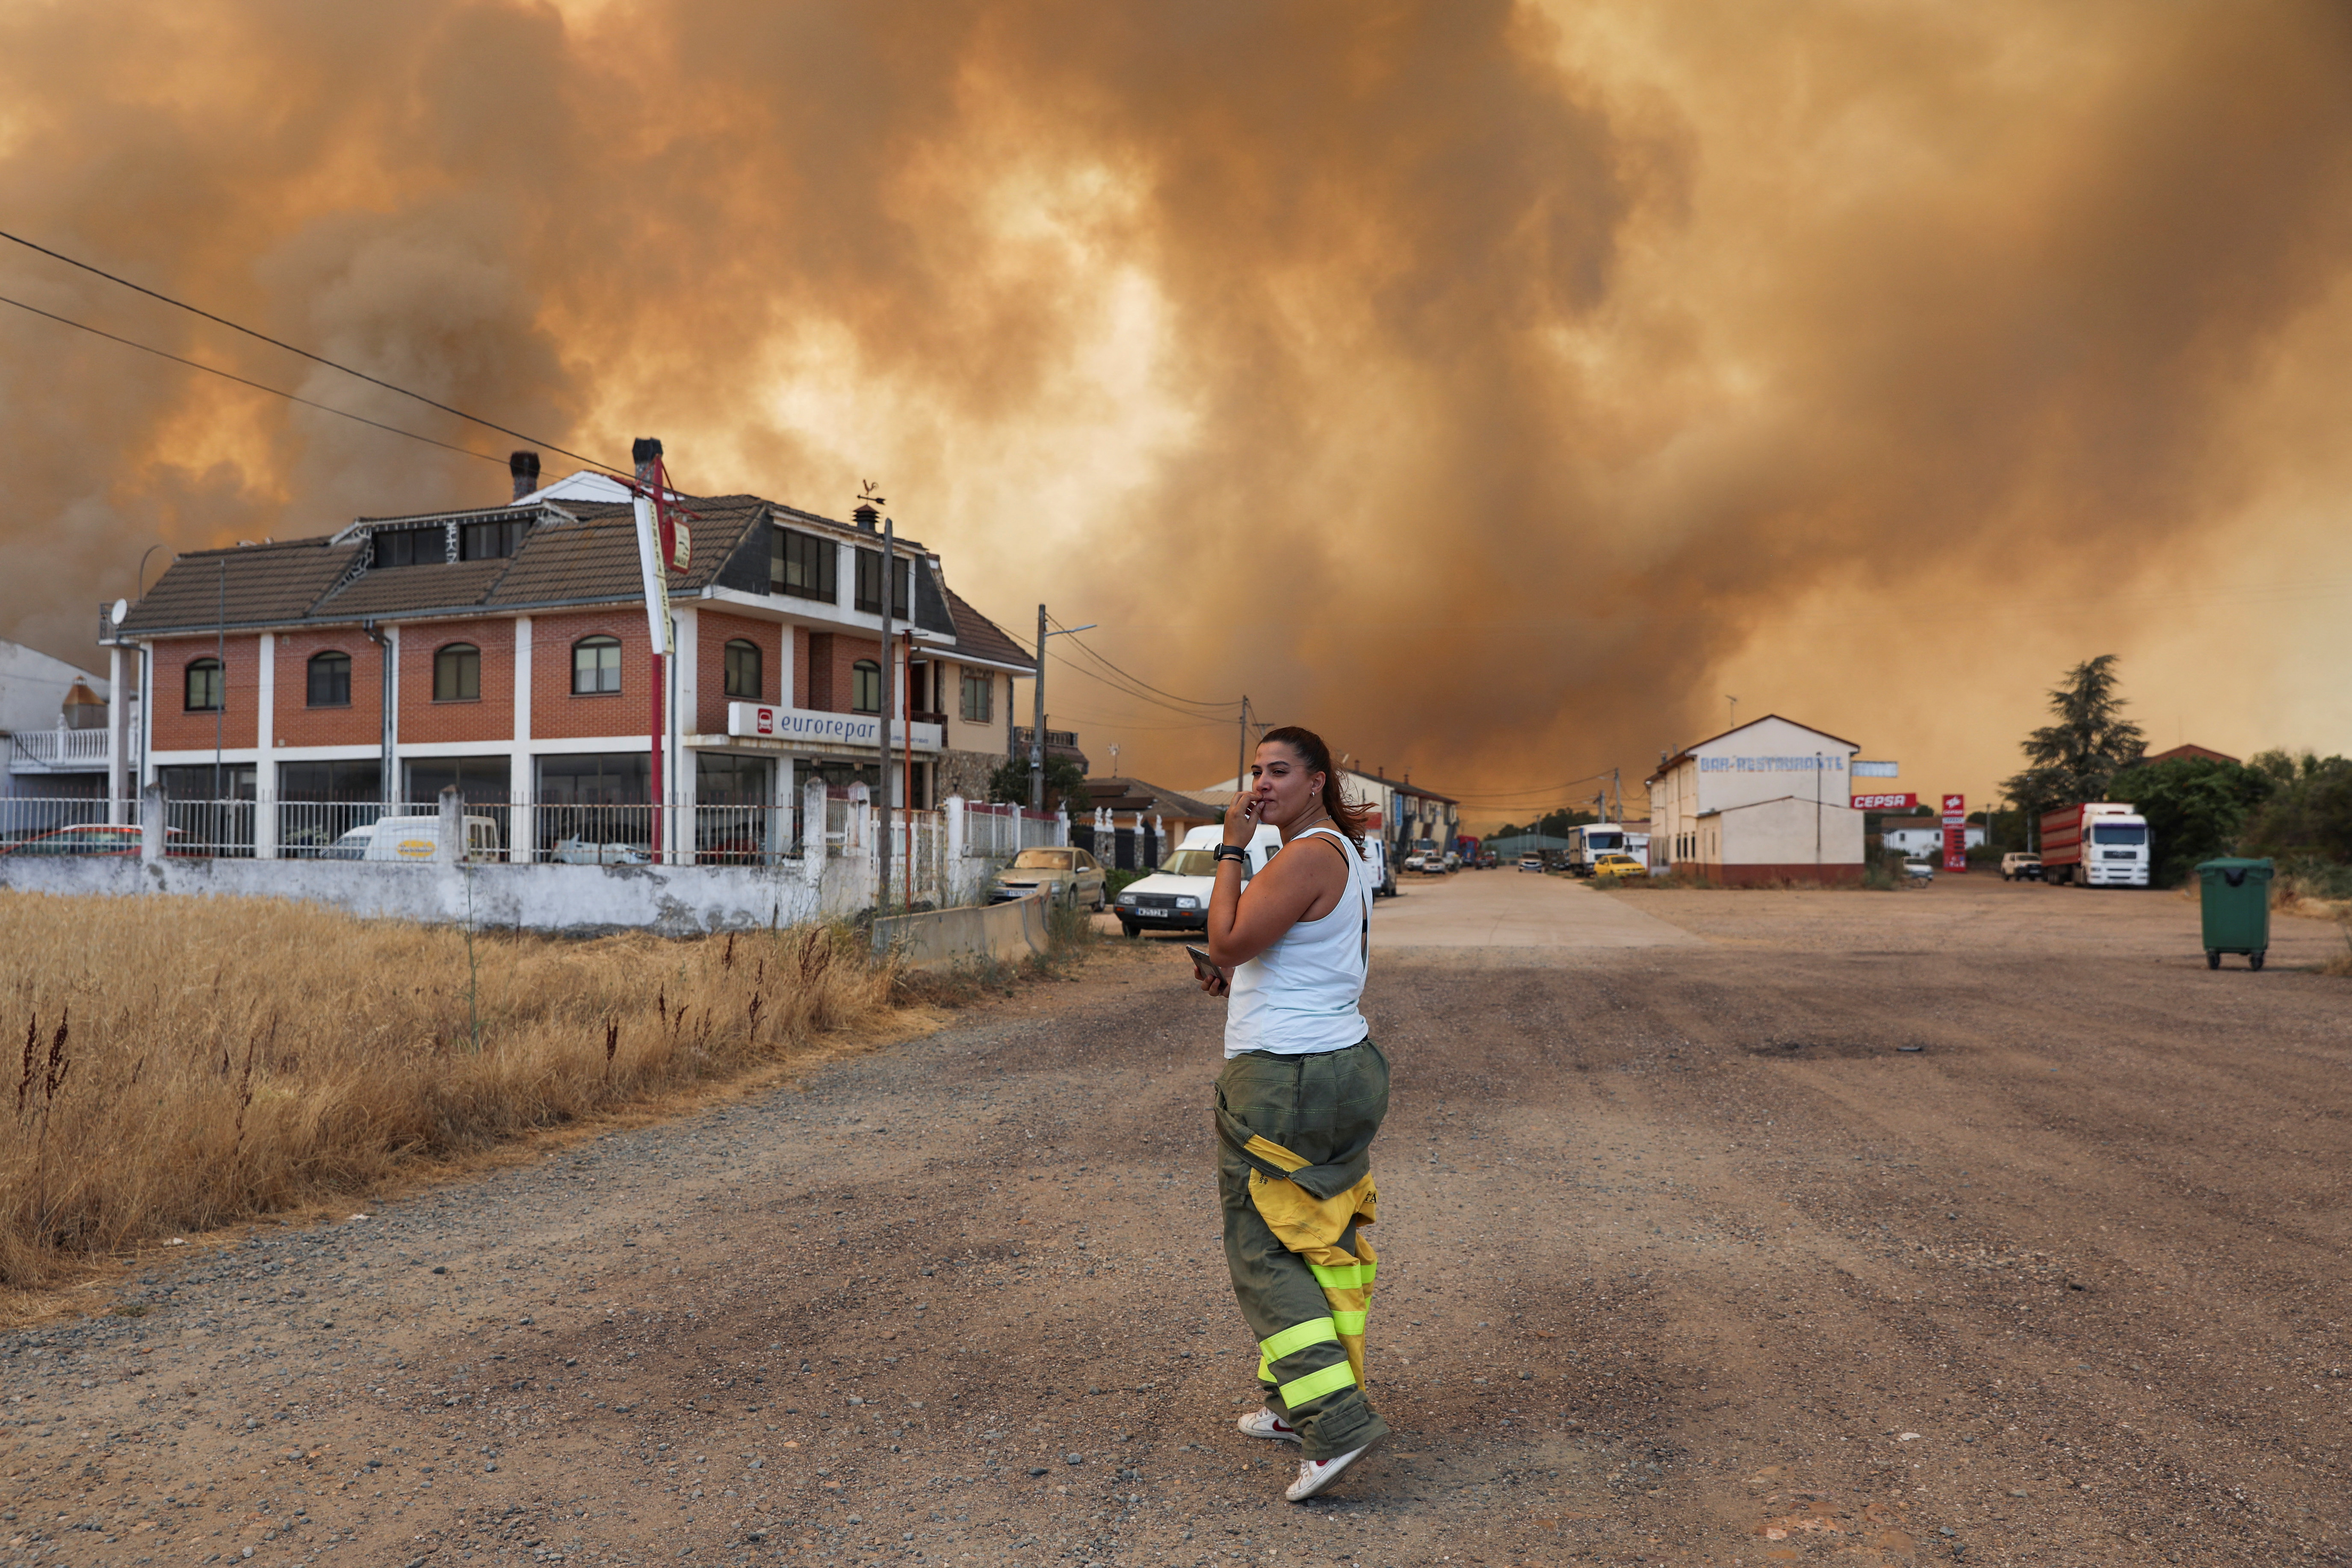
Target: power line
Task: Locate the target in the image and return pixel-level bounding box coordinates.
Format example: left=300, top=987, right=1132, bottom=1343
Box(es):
left=1047, top=614, right=1238, bottom=714
left=0, top=227, right=623, bottom=475
left=1445, top=769, right=1619, bottom=803
left=1043, top=645, right=1243, bottom=726
left=0, top=291, right=508, bottom=466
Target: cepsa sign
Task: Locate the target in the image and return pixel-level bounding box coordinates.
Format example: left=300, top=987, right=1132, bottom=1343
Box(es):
left=1941, top=794, right=1968, bottom=872
left=1850, top=792, right=1917, bottom=810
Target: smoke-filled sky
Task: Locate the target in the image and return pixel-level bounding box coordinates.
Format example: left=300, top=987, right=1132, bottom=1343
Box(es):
left=4, top=0, right=2349, bottom=826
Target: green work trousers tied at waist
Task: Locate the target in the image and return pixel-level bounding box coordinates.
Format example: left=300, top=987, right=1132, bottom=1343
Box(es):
left=1215, top=1039, right=1391, bottom=1462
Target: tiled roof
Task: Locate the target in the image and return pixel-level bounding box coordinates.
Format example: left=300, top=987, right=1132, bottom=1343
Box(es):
left=118, top=539, right=358, bottom=634
left=318, top=558, right=517, bottom=618
left=940, top=586, right=1035, bottom=671
left=120, top=487, right=983, bottom=650
left=1084, top=777, right=1222, bottom=818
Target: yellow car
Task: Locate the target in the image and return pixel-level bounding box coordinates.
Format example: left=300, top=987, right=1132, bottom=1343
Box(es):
left=1590, top=852, right=1647, bottom=882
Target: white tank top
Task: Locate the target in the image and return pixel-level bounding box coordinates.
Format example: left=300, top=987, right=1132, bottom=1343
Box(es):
left=1223, top=825, right=1373, bottom=1059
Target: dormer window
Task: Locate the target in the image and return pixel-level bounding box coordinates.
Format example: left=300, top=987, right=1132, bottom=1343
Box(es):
left=372, top=528, right=443, bottom=569
left=461, top=517, right=529, bottom=561
left=854, top=549, right=910, bottom=617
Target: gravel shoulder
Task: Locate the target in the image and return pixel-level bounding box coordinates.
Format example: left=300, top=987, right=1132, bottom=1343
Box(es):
left=4, top=876, right=2346, bottom=1568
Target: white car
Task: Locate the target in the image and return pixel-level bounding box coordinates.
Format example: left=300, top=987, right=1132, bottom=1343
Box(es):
left=1517, top=854, right=1545, bottom=872
left=1113, top=824, right=1282, bottom=937
left=551, top=836, right=652, bottom=866
left=362, top=813, right=501, bottom=862
left=1903, top=856, right=1936, bottom=882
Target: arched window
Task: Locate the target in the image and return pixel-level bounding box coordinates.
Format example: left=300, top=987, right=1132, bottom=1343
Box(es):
left=306, top=650, right=351, bottom=708
left=433, top=643, right=481, bottom=703
left=851, top=659, right=881, bottom=714
left=723, top=638, right=762, bottom=700
left=572, top=635, right=621, bottom=695
left=184, top=658, right=223, bottom=713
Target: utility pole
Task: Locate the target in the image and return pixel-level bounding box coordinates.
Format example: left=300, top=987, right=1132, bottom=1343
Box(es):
left=1236, top=695, right=1250, bottom=794
left=1025, top=609, right=1101, bottom=814
left=879, top=516, right=895, bottom=910
left=1031, top=604, right=1048, bottom=811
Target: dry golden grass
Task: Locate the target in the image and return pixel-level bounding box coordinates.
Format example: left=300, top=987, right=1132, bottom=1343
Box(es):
left=1, top=892, right=906, bottom=1290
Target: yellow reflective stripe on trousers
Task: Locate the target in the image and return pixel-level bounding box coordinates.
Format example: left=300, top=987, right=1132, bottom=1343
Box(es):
left=1259, top=1316, right=1341, bottom=1364
left=1331, top=1310, right=1367, bottom=1336
left=1276, top=1360, right=1358, bottom=1408
left=1309, top=1259, right=1375, bottom=1290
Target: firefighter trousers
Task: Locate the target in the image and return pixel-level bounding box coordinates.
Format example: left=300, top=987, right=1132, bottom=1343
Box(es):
left=1215, top=1038, right=1390, bottom=1463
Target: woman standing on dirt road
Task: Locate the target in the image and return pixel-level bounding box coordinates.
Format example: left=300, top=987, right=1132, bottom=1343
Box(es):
left=1200, top=725, right=1389, bottom=1502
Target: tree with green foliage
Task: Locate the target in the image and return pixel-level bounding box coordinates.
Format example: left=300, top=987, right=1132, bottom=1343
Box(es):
left=2107, top=755, right=2275, bottom=886
left=2001, top=654, right=2146, bottom=824
left=987, top=754, right=1090, bottom=816
left=2241, top=750, right=2352, bottom=864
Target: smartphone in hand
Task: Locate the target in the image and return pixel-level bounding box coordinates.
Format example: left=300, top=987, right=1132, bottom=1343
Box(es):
left=1185, top=944, right=1229, bottom=995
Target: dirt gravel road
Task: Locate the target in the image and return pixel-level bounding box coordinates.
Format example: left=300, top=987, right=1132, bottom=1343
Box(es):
left=5, top=874, right=2346, bottom=1568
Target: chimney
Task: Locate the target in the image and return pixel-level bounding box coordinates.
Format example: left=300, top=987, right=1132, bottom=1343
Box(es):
left=852, top=502, right=879, bottom=532
left=509, top=450, right=541, bottom=502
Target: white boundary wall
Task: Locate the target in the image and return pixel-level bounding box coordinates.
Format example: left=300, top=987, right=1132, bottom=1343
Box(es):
left=0, top=787, right=1032, bottom=936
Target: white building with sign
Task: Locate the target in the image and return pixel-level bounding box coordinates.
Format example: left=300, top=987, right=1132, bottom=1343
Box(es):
left=1646, top=715, right=1864, bottom=886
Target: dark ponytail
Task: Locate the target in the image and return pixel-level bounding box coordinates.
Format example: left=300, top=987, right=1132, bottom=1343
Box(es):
left=1258, top=725, right=1374, bottom=850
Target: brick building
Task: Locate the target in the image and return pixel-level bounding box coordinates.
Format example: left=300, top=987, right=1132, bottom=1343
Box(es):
left=110, top=464, right=1036, bottom=854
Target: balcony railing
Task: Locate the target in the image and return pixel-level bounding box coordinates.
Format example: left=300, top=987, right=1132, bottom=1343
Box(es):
left=7, top=728, right=112, bottom=768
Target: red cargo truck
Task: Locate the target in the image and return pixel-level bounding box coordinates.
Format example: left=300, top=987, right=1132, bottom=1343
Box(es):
left=2039, top=802, right=2151, bottom=888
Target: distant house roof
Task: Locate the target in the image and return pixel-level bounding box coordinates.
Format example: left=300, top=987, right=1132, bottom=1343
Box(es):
left=2142, top=743, right=2239, bottom=766
left=1084, top=777, right=1223, bottom=820
left=1647, top=714, right=1863, bottom=783
left=940, top=586, right=1036, bottom=673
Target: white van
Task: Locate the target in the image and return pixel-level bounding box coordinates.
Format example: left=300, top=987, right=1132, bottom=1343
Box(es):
left=1112, top=823, right=1279, bottom=938
left=361, top=814, right=501, bottom=863
left=1112, top=822, right=1391, bottom=938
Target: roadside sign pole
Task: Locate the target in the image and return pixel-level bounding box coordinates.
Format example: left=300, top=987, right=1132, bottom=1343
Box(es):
left=630, top=438, right=689, bottom=863
left=879, top=517, right=895, bottom=913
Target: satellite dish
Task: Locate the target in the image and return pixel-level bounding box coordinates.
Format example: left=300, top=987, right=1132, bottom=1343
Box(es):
left=109, top=597, right=129, bottom=626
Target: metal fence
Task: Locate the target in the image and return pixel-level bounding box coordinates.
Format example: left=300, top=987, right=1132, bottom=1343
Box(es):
left=3, top=794, right=1013, bottom=875
left=0, top=794, right=124, bottom=853
left=962, top=802, right=1062, bottom=858
left=879, top=809, right=948, bottom=907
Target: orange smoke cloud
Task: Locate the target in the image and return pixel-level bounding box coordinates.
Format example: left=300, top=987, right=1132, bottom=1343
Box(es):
left=2, top=1, right=2348, bottom=812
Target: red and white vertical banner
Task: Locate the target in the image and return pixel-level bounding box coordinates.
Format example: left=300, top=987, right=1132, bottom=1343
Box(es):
left=1941, top=793, right=1967, bottom=872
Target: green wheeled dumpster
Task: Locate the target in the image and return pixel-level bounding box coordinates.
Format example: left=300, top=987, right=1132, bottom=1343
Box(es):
left=2196, top=857, right=2273, bottom=970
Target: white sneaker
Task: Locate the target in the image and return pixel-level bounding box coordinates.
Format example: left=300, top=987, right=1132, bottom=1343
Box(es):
left=1235, top=1408, right=1302, bottom=1444
left=1284, top=1442, right=1373, bottom=1502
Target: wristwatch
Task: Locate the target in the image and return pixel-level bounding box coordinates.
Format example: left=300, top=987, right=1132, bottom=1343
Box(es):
left=1215, top=844, right=1250, bottom=865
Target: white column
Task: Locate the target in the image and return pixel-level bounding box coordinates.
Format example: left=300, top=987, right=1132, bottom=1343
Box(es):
left=254, top=633, right=278, bottom=859
left=139, top=645, right=154, bottom=788
left=385, top=624, right=402, bottom=802
left=674, top=606, right=698, bottom=865
left=803, top=774, right=827, bottom=885
left=946, top=794, right=966, bottom=863
left=511, top=615, right=534, bottom=863
left=140, top=783, right=165, bottom=866
left=106, top=645, right=127, bottom=826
